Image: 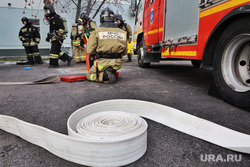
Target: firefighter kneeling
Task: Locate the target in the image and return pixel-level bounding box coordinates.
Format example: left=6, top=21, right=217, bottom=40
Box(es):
left=86, top=7, right=127, bottom=84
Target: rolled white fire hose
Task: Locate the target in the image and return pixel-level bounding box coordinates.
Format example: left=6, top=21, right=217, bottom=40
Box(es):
left=0, top=99, right=250, bottom=166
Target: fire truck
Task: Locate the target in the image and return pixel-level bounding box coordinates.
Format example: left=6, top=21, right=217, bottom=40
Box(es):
left=131, top=0, right=250, bottom=110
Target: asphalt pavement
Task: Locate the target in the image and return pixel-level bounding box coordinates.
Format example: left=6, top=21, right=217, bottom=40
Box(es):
left=0, top=58, right=250, bottom=167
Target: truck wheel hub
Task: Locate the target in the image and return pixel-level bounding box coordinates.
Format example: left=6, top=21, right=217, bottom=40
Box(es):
left=222, top=34, right=250, bottom=92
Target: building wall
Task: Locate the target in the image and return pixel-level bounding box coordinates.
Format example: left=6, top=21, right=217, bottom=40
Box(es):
left=0, top=0, right=134, bottom=57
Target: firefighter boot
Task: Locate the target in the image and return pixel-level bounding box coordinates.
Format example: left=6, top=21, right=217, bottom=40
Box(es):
left=34, top=55, right=44, bottom=64
left=27, top=56, right=34, bottom=65
left=126, top=58, right=132, bottom=62
left=59, top=53, right=73, bottom=65
left=103, top=67, right=116, bottom=84
left=67, top=56, right=73, bottom=65
left=48, top=58, right=59, bottom=68
left=127, top=53, right=132, bottom=62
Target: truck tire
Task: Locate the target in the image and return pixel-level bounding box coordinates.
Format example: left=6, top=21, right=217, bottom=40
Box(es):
left=213, top=17, right=250, bottom=111
left=138, top=37, right=150, bottom=68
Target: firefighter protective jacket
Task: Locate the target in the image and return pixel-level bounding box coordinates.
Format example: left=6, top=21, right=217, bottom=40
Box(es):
left=19, top=23, right=40, bottom=47
left=49, top=14, right=65, bottom=41
left=86, top=27, right=127, bottom=57
left=72, top=23, right=84, bottom=46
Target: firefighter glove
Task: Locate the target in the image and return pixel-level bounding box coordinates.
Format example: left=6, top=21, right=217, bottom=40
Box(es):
left=46, top=36, right=50, bottom=42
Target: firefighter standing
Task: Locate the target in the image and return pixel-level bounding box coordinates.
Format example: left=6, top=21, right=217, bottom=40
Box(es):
left=44, top=4, right=72, bottom=68
left=78, top=12, right=97, bottom=37
left=77, top=12, right=97, bottom=67
left=70, top=22, right=86, bottom=63
left=86, top=7, right=127, bottom=84
left=116, top=15, right=133, bottom=62
left=19, top=17, right=43, bottom=65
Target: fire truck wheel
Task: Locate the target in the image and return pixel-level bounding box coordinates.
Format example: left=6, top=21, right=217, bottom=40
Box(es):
left=191, top=60, right=201, bottom=68
left=138, top=38, right=150, bottom=68
left=214, top=17, right=250, bottom=111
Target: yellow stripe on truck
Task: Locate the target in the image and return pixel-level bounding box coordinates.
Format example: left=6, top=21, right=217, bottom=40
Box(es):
left=134, top=29, right=142, bottom=35
left=162, top=51, right=197, bottom=57
left=148, top=29, right=158, bottom=34
left=200, top=0, right=249, bottom=18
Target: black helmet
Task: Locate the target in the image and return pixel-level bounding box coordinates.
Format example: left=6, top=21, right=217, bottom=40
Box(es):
left=80, top=12, right=90, bottom=20
left=116, top=15, right=123, bottom=22
left=44, top=4, right=55, bottom=18
left=100, top=7, right=115, bottom=23
left=116, top=15, right=124, bottom=27
left=78, top=12, right=90, bottom=24
left=21, top=17, right=29, bottom=24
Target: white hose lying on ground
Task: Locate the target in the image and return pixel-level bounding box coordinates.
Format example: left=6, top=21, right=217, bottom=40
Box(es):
left=0, top=75, right=60, bottom=85
left=0, top=99, right=250, bottom=166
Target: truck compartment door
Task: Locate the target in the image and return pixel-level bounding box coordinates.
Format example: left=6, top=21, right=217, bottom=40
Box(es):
left=163, top=0, right=200, bottom=45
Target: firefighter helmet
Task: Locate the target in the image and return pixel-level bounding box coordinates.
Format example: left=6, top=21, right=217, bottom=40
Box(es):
left=116, top=15, right=123, bottom=22
left=21, top=17, right=29, bottom=24
left=116, top=15, right=124, bottom=27
left=100, top=7, right=115, bottom=23
left=78, top=12, right=90, bottom=24
left=44, top=4, right=55, bottom=18
left=80, top=12, right=89, bottom=20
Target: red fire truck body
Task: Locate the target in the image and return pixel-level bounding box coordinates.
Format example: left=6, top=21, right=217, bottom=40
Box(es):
left=132, top=0, right=250, bottom=110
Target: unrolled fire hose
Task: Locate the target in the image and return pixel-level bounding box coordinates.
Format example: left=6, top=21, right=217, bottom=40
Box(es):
left=0, top=99, right=250, bottom=166
left=0, top=75, right=60, bottom=85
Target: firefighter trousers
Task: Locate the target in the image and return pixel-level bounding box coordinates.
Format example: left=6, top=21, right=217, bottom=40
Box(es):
left=49, top=40, right=69, bottom=67
left=127, top=53, right=132, bottom=60
left=74, top=45, right=86, bottom=63
left=87, top=58, right=123, bottom=82
left=24, top=45, right=41, bottom=64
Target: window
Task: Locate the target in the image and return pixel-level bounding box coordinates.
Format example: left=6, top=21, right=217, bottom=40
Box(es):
left=135, top=0, right=145, bottom=24
left=138, top=0, right=144, bottom=14
left=148, top=0, right=154, bottom=7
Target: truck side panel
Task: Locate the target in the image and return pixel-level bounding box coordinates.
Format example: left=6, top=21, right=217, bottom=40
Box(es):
left=162, top=0, right=250, bottom=60
left=143, top=0, right=160, bottom=46
left=197, top=0, right=250, bottom=60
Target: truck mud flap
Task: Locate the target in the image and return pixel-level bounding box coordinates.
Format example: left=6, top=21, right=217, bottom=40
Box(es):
left=144, top=50, right=161, bottom=63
